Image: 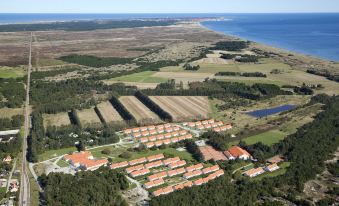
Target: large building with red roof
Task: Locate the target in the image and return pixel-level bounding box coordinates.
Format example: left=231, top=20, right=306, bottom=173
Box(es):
left=224, top=146, right=251, bottom=160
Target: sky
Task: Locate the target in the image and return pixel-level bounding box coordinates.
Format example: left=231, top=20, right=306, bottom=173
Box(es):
left=1, top=0, right=339, bottom=13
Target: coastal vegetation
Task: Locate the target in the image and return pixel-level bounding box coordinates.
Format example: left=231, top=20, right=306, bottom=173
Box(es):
left=0, top=20, right=176, bottom=32
left=211, top=41, right=249, bottom=51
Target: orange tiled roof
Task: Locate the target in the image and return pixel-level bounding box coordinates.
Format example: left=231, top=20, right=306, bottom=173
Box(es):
left=163, top=157, right=180, bottom=165
left=228, top=146, right=251, bottom=158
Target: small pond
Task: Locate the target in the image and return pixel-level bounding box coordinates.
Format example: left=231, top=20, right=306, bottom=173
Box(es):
left=246, top=104, right=296, bottom=118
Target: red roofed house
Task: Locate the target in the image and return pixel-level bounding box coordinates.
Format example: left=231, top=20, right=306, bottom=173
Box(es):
left=130, top=168, right=150, bottom=178
left=224, top=146, right=251, bottom=160
left=264, top=163, right=280, bottom=172
left=147, top=154, right=164, bottom=162
left=244, top=167, right=265, bottom=178
left=63, top=151, right=107, bottom=171
left=163, top=157, right=180, bottom=165
left=110, top=161, right=129, bottom=170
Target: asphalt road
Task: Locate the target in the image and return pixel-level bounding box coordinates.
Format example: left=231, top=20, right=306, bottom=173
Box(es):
left=19, top=32, right=32, bottom=206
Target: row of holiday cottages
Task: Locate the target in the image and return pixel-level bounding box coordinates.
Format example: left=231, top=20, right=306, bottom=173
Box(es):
left=124, top=124, right=180, bottom=138
left=139, top=130, right=189, bottom=143
left=153, top=169, right=224, bottom=197
left=183, top=119, right=233, bottom=132
left=144, top=164, right=221, bottom=189
left=144, top=134, right=193, bottom=148
left=243, top=163, right=280, bottom=178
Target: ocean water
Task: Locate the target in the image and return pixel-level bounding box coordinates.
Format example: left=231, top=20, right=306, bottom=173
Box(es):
left=201, top=13, right=339, bottom=61
left=246, top=104, right=296, bottom=118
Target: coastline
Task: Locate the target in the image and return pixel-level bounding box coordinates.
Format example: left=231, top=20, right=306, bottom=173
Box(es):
left=197, top=20, right=339, bottom=63
left=194, top=21, right=339, bottom=77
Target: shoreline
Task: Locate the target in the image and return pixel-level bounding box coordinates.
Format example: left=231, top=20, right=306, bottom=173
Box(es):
left=196, top=21, right=339, bottom=63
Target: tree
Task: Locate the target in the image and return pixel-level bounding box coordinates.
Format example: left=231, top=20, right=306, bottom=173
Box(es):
left=76, top=141, right=85, bottom=152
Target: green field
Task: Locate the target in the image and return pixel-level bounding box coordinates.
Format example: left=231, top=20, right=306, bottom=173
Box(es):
left=243, top=130, right=286, bottom=146
left=0, top=66, right=25, bottom=78
left=228, top=130, right=287, bottom=147
left=56, top=159, right=70, bottom=167
left=109, top=71, right=168, bottom=83
left=38, top=147, right=76, bottom=161
left=92, top=146, right=193, bottom=163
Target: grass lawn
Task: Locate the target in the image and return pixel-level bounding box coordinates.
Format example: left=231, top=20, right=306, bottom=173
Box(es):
left=38, top=147, right=76, bottom=162
left=0, top=66, right=25, bottom=78
left=228, top=130, right=286, bottom=147
left=56, top=159, right=69, bottom=167
left=94, top=147, right=193, bottom=163
left=109, top=71, right=168, bottom=83
left=243, top=130, right=286, bottom=146
left=254, top=162, right=291, bottom=181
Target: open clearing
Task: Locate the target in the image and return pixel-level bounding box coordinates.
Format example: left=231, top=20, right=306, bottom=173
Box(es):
left=0, top=107, right=24, bottom=118
left=152, top=72, right=214, bottom=84
left=43, top=112, right=71, bottom=128
left=0, top=66, right=25, bottom=78
left=119, top=96, right=161, bottom=124
left=242, top=130, right=286, bottom=146
left=76, top=108, right=102, bottom=126
left=96, top=101, right=124, bottom=123
left=149, top=96, right=211, bottom=121
left=108, top=71, right=168, bottom=83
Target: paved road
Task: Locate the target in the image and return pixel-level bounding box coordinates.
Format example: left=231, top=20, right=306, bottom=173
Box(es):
left=19, top=32, right=33, bottom=206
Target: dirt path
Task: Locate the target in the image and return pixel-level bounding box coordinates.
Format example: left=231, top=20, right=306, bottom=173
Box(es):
left=123, top=176, right=149, bottom=206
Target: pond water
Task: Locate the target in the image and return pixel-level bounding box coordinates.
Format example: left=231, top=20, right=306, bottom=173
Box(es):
left=246, top=104, right=296, bottom=118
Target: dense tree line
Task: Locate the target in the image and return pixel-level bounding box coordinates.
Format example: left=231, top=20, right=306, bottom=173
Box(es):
left=60, top=55, right=134, bottom=68
left=220, top=53, right=259, bottom=62
left=135, top=91, right=173, bottom=121
left=39, top=167, right=129, bottom=206
left=143, top=79, right=291, bottom=101
left=0, top=115, right=24, bottom=130
left=109, top=95, right=136, bottom=123
left=70, top=109, right=82, bottom=128
left=211, top=41, right=249, bottom=51
left=30, top=67, right=78, bottom=80
left=150, top=95, right=339, bottom=206
left=183, top=63, right=200, bottom=71
left=30, top=79, right=133, bottom=114
left=0, top=134, right=22, bottom=159
left=215, top=71, right=267, bottom=78
left=184, top=140, right=204, bottom=162
left=306, top=69, right=339, bottom=83
left=293, top=85, right=314, bottom=95
left=0, top=79, right=25, bottom=108
left=235, top=55, right=259, bottom=63
left=203, top=131, right=230, bottom=151
left=27, top=111, right=45, bottom=162
left=0, top=20, right=176, bottom=32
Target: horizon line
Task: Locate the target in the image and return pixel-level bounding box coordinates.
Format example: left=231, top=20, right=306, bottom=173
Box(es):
left=1, top=12, right=339, bottom=14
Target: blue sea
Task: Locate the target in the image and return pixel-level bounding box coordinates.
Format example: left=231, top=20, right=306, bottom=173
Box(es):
left=0, top=13, right=338, bottom=61
left=201, top=13, right=339, bottom=61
